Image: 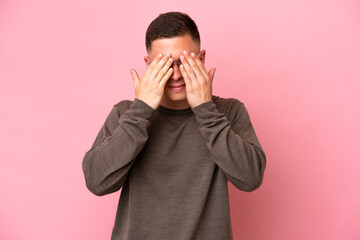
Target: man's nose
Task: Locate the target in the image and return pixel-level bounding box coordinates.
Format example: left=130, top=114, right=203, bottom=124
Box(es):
left=170, top=64, right=182, bottom=80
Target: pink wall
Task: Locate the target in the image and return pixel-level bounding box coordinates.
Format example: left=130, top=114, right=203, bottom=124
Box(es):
left=1, top=0, right=359, bottom=239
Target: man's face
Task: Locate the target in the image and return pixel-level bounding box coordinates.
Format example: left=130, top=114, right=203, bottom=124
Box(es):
left=145, top=34, right=205, bottom=109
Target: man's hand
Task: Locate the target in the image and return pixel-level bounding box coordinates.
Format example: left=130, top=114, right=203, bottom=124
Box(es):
left=130, top=53, right=173, bottom=109
left=179, top=51, right=216, bottom=108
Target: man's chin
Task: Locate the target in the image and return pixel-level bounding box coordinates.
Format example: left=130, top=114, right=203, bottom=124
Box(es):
left=166, top=93, right=187, bottom=102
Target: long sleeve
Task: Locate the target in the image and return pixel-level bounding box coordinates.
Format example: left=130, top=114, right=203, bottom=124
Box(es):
left=192, top=98, right=266, bottom=192
left=82, top=98, right=155, bottom=196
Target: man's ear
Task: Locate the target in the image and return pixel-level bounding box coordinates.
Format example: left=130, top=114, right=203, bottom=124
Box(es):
left=199, top=50, right=206, bottom=64
left=144, top=56, right=150, bottom=66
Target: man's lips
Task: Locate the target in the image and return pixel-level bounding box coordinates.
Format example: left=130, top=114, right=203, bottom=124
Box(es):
left=168, top=83, right=186, bottom=88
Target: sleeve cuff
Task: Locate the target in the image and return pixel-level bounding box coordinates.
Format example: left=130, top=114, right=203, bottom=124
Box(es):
left=127, top=98, right=156, bottom=120
left=192, top=100, right=218, bottom=117
left=191, top=99, right=229, bottom=127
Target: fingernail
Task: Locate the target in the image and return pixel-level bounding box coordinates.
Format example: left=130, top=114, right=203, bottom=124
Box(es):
left=169, top=58, right=173, bottom=62
left=191, top=52, right=195, bottom=57
left=158, top=54, right=162, bottom=58
left=166, top=53, right=170, bottom=56
left=180, top=55, right=185, bottom=60
left=183, top=51, right=187, bottom=55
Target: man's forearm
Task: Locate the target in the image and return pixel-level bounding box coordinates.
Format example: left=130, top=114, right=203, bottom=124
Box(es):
left=82, top=99, right=155, bottom=196
left=192, top=99, right=266, bottom=192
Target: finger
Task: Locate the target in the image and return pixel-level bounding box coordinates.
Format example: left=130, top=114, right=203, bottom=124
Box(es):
left=148, top=53, right=163, bottom=68
left=179, top=64, right=192, bottom=87
left=155, top=57, right=173, bottom=84
left=185, top=52, right=204, bottom=81
left=191, top=52, right=208, bottom=78
left=159, top=67, right=174, bottom=88
left=130, top=68, right=140, bottom=86
left=149, top=53, right=170, bottom=80
left=180, top=54, right=196, bottom=82
left=208, top=68, right=216, bottom=84
left=144, top=53, right=163, bottom=79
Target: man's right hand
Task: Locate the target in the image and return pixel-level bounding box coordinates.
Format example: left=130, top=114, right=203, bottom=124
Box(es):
left=130, top=53, right=173, bottom=110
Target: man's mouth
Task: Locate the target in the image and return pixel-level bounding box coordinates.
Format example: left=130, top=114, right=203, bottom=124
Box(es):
left=169, top=83, right=185, bottom=88
left=168, top=83, right=186, bottom=91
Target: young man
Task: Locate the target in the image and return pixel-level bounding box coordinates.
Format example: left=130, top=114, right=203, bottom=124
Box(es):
left=82, top=12, right=266, bottom=240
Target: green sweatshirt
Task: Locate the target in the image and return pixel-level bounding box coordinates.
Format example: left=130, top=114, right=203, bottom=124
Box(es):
left=82, top=95, right=266, bottom=240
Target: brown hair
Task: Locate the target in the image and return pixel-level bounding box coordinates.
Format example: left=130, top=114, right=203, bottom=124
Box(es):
left=145, top=12, right=201, bottom=52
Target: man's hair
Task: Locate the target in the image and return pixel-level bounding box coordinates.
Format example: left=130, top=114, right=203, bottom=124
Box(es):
left=145, top=12, right=200, bottom=52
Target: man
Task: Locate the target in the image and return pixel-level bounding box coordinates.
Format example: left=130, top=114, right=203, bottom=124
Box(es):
left=82, top=11, right=266, bottom=240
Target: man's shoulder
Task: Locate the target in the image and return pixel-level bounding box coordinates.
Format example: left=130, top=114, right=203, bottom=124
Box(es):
left=212, top=95, right=245, bottom=113
left=211, top=95, right=247, bottom=124
left=113, top=99, right=134, bottom=115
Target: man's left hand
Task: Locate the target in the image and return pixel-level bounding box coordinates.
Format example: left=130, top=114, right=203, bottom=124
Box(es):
left=179, top=51, right=216, bottom=108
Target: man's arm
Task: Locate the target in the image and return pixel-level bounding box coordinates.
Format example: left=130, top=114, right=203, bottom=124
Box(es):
left=82, top=54, right=173, bottom=196
left=82, top=99, right=155, bottom=196
left=178, top=51, right=265, bottom=191
left=192, top=99, right=266, bottom=192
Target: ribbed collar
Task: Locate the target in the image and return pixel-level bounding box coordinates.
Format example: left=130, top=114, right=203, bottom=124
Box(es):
left=157, top=105, right=193, bottom=115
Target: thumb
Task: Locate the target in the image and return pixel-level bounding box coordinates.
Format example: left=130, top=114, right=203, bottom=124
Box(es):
left=130, top=69, right=140, bottom=86
left=208, top=68, right=216, bottom=83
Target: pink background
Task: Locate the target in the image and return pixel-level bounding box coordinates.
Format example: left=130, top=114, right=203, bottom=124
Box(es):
left=1, top=0, right=359, bottom=239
